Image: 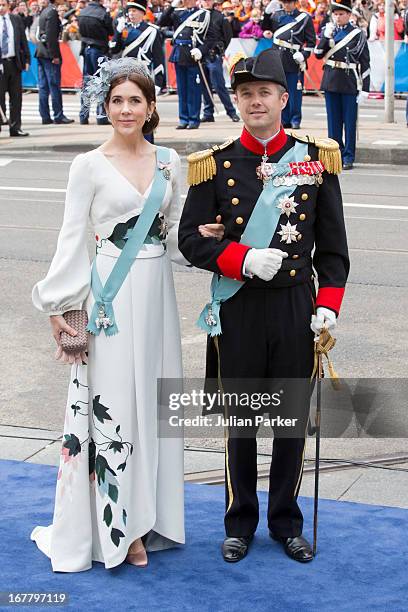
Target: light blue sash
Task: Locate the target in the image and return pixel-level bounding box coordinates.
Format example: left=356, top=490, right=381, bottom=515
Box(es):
left=87, top=146, right=171, bottom=337
left=197, top=141, right=308, bottom=336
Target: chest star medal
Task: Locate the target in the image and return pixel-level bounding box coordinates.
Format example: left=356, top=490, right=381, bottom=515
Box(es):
left=277, top=195, right=298, bottom=217
left=278, top=221, right=299, bottom=244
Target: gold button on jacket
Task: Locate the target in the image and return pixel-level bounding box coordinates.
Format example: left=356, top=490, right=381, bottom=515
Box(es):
left=299, top=213, right=306, bottom=221
left=290, top=269, right=296, bottom=277
left=227, top=178, right=235, bottom=187
left=301, top=193, right=308, bottom=201
left=235, top=216, right=244, bottom=225
left=223, top=160, right=231, bottom=169
left=232, top=197, right=239, bottom=206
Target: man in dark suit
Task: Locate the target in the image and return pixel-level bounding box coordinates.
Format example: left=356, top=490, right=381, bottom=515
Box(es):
left=35, top=0, right=73, bottom=124
left=0, top=0, right=30, bottom=136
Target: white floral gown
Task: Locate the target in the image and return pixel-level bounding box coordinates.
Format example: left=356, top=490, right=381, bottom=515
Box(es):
left=31, top=147, right=186, bottom=572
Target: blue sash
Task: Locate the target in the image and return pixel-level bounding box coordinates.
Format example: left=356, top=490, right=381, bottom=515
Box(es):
left=197, top=141, right=308, bottom=336
left=87, top=146, right=171, bottom=337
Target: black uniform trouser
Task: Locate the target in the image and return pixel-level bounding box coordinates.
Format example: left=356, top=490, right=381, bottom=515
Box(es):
left=209, top=281, right=315, bottom=538
left=0, top=58, right=22, bottom=132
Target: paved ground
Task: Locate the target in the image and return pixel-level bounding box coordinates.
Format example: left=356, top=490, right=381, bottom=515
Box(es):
left=0, top=92, right=407, bottom=163
left=0, top=93, right=407, bottom=510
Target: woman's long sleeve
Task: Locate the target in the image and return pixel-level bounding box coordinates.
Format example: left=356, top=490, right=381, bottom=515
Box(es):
left=163, top=149, right=189, bottom=266
left=32, top=153, right=95, bottom=315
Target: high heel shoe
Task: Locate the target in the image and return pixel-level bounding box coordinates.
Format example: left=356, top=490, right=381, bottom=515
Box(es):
left=125, top=537, right=148, bottom=568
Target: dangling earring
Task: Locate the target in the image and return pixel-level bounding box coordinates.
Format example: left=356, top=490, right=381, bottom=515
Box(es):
left=146, top=114, right=152, bottom=122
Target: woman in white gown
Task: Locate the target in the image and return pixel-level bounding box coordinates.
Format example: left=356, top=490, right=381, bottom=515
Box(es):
left=30, top=58, right=223, bottom=572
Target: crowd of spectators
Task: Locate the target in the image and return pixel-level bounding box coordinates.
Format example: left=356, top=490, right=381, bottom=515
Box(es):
left=4, top=0, right=408, bottom=44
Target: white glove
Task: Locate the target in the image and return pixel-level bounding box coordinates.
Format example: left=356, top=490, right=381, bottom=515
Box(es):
left=171, top=0, right=181, bottom=6
left=323, top=22, right=335, bottom=38
left=244, top=248, right=288, bottom=281
left=190, top=48, right=202, bottom=61
left=310, top=307, right=337, bottom=336
left=116, top=16, right=126, bottom=33
left=357, top=90, right=369, bottom=104
left=293, top=51, right=305, bottom=65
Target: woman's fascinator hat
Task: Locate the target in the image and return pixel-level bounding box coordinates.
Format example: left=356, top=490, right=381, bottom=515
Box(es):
left=82, top=57, right=153, bottom=108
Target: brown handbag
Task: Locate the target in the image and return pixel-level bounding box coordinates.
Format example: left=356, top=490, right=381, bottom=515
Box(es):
left=60, top=310, right=89, bottom=354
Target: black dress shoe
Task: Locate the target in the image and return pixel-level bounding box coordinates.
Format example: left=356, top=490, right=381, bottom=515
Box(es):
left=222, top=536, right=253, bottom=563
left=54, top=116, right=74, bottom=124
left=175, top=124, right=188, bottom=129
left=96, top=118, right=110, bottom=125
left=80, top=119, right=89, bottom=125
left=201, top=116, right=215, bottom=123
left=42, top=119, right=53, bottom=125
left=187, top=124, right=199, bottom=129
left=270, top=533, right=313, bottom=563
left=343, top=162, right=353, bottom=170
left=10, top=129, right=29, bottom=137
left=230, top=114, right=240, bottom=122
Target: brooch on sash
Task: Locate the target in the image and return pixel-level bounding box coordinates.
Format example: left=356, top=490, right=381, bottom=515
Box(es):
left=95, top=305, right=113, bottom=330
left=158, top=161, right=171, bottom=180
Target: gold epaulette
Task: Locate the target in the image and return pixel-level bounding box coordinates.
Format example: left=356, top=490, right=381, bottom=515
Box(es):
left=285, top=131, right=342, bottom=175
left=187, top=139, right=235, bottom=186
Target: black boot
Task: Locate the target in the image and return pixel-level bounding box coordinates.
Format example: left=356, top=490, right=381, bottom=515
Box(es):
left=270, top=532, right=313, bottom=563
left=222, top=536, right=253, bottom=563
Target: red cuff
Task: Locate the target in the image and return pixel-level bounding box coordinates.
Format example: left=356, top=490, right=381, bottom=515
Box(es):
left=216, top=242, right=251, bottom=281
left=316, top=287, right=345, bottom=315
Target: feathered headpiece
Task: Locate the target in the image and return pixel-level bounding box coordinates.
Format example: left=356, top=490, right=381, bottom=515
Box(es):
left=82, top=57, right=153, bottom=107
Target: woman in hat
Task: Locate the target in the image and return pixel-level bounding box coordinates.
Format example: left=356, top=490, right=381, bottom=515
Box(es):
left=30, top=58, right=224, bottom=572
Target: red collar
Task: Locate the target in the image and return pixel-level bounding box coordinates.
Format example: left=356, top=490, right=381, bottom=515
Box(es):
left=240, top=126, right=287, bottom=156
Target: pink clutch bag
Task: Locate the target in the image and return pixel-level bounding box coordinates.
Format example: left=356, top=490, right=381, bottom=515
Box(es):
left=60, top=310, right=89, bottom=353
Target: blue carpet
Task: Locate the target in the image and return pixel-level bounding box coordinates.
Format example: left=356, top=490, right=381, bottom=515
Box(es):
left=1, top=459, right=407, bottom=612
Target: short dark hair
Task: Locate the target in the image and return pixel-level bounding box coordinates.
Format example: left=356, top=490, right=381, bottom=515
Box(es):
left=104, top=72, right=159, bottom=135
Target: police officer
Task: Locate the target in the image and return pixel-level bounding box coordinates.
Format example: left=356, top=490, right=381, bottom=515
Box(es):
left=158, top=0, right=210, bottom=129
left=112, top=0, right=165, bottom=93
left=179, top=49, right=349, bottom=564
left=315, top=0, right=370, bottom=170
left=262, top=0, right=316, bottom=129
left=199, top=0, right=240, bottom=123
left=78, top=0, right=113, bottom=125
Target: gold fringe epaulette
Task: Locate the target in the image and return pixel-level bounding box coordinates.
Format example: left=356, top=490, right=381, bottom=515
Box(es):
left=187, top=139, right=234, bottom=186
left=285, top=131, right=342, bottom=174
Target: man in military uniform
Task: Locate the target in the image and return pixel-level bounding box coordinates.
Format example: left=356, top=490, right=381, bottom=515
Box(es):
left=262, top=0, right=316, bottom=129
left=178, top=49, right=349, bottom=564
left=314, top=0, right=370, bottom=170
left=112, top=0, right=165, bottom=92
left=78, top=0, right=113, bottom=125
left=199, top=0, right=240, bottom=123
left=158, top=0, right=210, bottom=129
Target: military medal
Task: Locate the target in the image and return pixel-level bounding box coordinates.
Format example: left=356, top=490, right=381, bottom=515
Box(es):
left=277, top=195, right=298, bottom=217
left=278, top=221, right=300, bottom=244
left=256, top=151, right=276, bottom=188
left=205, top=306, right=217, bottom=327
